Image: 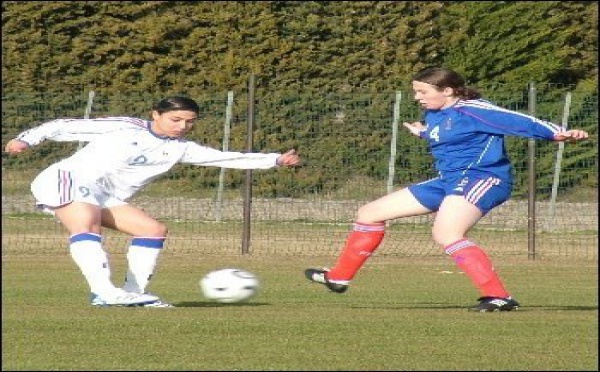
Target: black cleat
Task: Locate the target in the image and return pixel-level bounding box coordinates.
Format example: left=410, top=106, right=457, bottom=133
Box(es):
left=469, top=296, right=520, bottom=312
left=304, top=268, right=348, bottom=293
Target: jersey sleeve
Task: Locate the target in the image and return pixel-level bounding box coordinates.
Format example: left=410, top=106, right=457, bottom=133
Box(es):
left=181, top=142, right=280, bottom=169
left=454, top=100, right=565, bottom=140
left=15, top=117, right=149, bottom=146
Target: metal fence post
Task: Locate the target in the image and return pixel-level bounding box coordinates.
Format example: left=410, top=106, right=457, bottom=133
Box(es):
left=547, top=92, right=572, bottom=230
left=241, top=75, right=256, bottom=255
left=527, top=82, right=537, bottom=260
left=386, top=91, right=401, bottom=195
left=77, top=90, right=95, bottom=150
left=215, top=91, right=234, bottom=222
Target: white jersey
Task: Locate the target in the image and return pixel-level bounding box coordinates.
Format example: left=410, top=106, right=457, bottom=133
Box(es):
left=19, top=117, right=281, bottom=202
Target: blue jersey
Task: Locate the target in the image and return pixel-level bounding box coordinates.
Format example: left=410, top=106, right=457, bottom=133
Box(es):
left=419, top=99, right=564, bottom=182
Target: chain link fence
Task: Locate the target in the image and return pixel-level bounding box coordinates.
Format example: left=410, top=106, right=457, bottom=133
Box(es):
left=2, top=83, right=597, bottom=259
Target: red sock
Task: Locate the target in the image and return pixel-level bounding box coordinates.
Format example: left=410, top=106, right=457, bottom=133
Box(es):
left=327, top=222, right=385, bottom=282
left=444, top=239, right=510, bottom=298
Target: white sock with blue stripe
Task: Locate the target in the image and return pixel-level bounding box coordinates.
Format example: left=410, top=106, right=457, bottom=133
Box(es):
left=122, top=237, right=166, bottom=294
left=69, top=233, right=118, bottom=298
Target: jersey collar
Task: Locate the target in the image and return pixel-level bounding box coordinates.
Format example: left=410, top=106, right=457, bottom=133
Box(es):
left=148, top=122, right=182, bottom=141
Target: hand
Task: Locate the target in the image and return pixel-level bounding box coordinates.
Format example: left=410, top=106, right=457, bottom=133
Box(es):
left=276, top=149, right=301, bottom=167
left=554, top=129, right=589, bottom=142
left=4, top=139, right=30, bottom=154
left=402, top=121, right=426, bottom=137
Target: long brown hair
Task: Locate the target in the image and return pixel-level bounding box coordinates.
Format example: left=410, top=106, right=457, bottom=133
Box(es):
left=413, top=67, right=481, bottom=99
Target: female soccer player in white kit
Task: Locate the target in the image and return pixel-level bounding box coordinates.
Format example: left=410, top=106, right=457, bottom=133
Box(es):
left=5, top=96, right=301, bottom=307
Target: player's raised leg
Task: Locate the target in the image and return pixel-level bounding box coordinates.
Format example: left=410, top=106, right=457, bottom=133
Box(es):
left=305, top=188, right=431, bottom=293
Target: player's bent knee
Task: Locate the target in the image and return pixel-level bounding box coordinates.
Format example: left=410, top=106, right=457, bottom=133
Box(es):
left=141, top=221, right=168, bottom=237
left=432, top=229, right=463, bottom=247
left=355, top=205, right=382, bottom=224
left=153, top=222, right=169, bottom=237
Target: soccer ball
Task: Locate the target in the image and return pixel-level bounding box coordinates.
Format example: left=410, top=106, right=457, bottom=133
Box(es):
left=199, top=268, right=259, bottom=303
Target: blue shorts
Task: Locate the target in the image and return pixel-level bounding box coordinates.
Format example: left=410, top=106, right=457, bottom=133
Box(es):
left=408, top=174, right=512, bottom=215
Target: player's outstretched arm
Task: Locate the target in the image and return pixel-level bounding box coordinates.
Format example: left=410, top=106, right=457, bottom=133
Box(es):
left=276, top=149, right=301, bottom=167
left=553, top=129, right=589, bottom=142
left=4, top=139, right=30, bottom=154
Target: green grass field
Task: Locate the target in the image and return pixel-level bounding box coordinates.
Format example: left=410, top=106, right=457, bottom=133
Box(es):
left=2, top=253, right=597, bottom=371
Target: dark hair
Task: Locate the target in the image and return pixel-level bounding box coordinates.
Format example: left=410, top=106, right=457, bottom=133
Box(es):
left=152, top=96, right=200, bottom=115
left=412, top=67, right=481, bottom=100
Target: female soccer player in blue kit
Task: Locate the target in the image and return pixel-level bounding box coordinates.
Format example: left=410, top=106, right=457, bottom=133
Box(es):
left=5, top=96, right=300, bottom=307
left=305, top=67, right=589, bottom=312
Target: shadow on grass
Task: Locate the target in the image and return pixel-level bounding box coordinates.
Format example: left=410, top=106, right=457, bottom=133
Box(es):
left=348, top=303, right=598, bottom=311
left=520, top=305, right=598, bottom=311
left=349, top=303, right=466, bottom=310
left=173, top=301, right=270, bottom=308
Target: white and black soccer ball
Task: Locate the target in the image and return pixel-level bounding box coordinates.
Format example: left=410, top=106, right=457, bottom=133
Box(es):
left=199, top=268, right=259, bottom=303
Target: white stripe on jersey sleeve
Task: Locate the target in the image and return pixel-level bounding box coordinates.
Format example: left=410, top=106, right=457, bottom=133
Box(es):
left=16, top=117, right=149, bottom=146
left=455, top=100, right=563, bottom=135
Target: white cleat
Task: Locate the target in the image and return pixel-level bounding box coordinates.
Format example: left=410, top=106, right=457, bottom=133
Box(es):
left=141, top=299, right=175, bottom=308
left=90, top=289, right=159, bottom=307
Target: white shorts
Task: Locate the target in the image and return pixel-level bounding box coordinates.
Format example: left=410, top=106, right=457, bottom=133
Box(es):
left=31, top=165, right=127, bottom=215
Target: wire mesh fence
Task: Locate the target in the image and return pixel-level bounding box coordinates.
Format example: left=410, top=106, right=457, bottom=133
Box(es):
left=2, top=83, right=597, bottom=259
